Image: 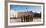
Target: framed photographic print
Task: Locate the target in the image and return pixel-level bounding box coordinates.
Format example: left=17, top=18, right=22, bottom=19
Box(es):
left=5, top=1, right=45, bottom=27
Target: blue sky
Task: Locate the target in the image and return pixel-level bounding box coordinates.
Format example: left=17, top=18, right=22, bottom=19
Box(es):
left=10, top=5, right=41, bottom=13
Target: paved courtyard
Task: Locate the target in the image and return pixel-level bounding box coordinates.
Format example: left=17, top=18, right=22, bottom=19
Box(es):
left=10, top=18, right=41, bottom=23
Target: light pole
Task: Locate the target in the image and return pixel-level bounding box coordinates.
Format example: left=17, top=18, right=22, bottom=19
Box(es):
left=26, top=8, right=28, bottom=12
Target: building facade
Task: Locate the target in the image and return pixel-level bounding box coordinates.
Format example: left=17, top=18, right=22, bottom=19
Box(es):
left=10, top=11, right=33, bottom=22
